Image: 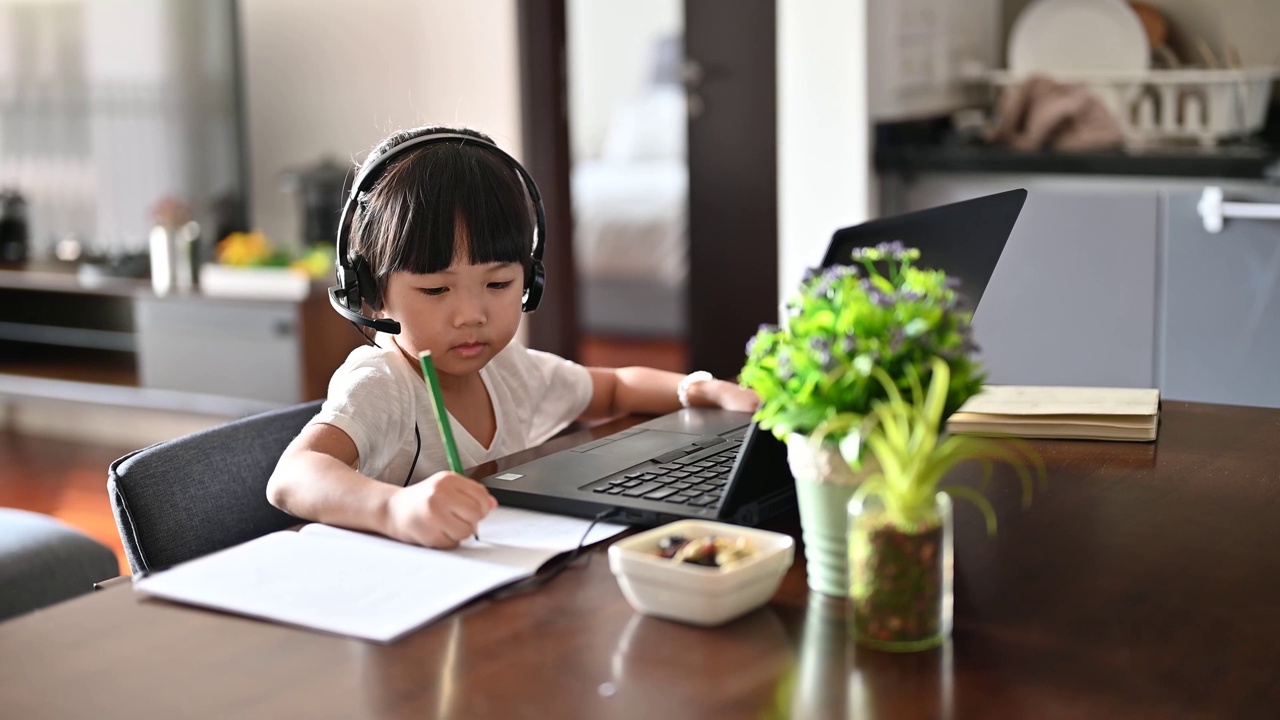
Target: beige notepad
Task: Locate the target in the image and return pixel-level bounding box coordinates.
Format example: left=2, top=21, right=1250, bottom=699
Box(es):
left=947, top=386, right=1160, bottom=442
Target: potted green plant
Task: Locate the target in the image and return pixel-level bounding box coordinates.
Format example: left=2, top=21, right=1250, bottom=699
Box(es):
left=739, top=242, right=983, bottom=595
left=845, top=357, right=1042, bottom=651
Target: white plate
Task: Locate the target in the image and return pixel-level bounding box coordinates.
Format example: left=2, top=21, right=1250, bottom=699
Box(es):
left=1008, top=0, right=1149, bottom=76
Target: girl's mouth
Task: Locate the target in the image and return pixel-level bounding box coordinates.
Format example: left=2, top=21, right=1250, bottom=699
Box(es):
left=452, top=342, right=486, bottom=358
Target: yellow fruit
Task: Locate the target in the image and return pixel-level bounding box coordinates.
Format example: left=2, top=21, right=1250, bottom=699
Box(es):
left=217, top=231, right=275, bottom=266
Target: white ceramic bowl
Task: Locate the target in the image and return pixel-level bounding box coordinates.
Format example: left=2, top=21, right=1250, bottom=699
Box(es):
left=607, top=520, right=795, bottom=627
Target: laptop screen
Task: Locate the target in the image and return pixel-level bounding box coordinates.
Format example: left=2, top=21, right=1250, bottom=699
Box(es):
left=820, top=188, right=1027, bottom=312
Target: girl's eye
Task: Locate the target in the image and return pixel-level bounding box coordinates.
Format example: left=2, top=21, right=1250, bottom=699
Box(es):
left=421, top=287, right=447, bottom=296
left=488, top=281, right=514, bottom=290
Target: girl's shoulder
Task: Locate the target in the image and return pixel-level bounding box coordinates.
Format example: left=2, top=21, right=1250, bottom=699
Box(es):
left=330, top=344, right=418, bottom=391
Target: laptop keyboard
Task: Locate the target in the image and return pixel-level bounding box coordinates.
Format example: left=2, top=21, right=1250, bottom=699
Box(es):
left=584, top=429, right=747, bottom=507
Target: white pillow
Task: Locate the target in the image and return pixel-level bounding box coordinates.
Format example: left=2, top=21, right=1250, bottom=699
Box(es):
left=600, top=86, right=687, bottom=163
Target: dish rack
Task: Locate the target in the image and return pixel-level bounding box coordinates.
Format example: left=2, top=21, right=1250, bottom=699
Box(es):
left=979, top=68, right=1280, bottom=147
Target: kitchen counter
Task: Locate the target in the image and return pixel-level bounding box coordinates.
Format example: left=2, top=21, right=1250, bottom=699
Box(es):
left=874, top=118, right=1280, bottom=181
left=876, top=141, right=1280, bottom=180
left=0, top=261, right=150, bottom=297
left=0, top=261, right=361, bottom=410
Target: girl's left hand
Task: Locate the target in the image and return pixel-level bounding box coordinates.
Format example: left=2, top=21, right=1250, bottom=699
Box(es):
left=699, top=380, right=760, bottom=413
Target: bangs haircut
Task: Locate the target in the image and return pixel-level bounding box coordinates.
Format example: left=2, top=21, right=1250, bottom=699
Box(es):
left=351, top=128, right=533, bottom=309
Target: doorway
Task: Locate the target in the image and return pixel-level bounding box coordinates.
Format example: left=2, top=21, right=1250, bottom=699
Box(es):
left=519, top=0, right=777, bottom=381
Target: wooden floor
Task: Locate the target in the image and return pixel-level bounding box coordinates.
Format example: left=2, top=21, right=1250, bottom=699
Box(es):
left=0, top=430, right=133, bottom=573
left=0, top=336, right=689, bottom=578
left=578, top=334, right=688, bottom=373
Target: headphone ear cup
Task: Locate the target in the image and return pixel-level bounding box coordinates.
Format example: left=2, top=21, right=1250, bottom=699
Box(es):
left=351, top=254, right=380, bottom=310
left=522, top=260, right=546, bottom=313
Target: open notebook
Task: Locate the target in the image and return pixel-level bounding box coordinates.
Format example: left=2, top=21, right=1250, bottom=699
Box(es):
left=947, top=386, right=1160, bottom=442
left=133, top=507, right=628, bottom=643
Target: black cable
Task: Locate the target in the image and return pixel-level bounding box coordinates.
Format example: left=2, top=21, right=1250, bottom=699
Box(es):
left=492, top=508, right=624, bottom=598
left=348, top=319, right=377, bottom=348
left=404, top=424, right=421, bottom=487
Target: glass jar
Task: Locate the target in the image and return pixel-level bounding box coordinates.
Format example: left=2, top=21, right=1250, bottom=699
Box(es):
left=847, top=491, right=953, bottom=651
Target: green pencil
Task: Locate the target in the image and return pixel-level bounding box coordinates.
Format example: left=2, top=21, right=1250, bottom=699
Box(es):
left=418, top=350, right=477, bottom=541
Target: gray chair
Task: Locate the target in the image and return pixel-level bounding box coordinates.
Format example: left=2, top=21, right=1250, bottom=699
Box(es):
left=108, top=400, right=321, bottom=575
left=0, top=508, right=119, bottom=621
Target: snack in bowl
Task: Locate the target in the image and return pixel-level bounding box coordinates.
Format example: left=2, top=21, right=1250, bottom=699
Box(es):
left=654, top=534, right=756, bottom=568
left=609, top=520, right=795, bottom=627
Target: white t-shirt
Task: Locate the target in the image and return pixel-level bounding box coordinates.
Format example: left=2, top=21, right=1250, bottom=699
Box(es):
left=308, top=341, right=595, bottom=485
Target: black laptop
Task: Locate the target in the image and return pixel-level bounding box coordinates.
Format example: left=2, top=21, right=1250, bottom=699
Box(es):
left=479, top=189, right=1028, bottom=527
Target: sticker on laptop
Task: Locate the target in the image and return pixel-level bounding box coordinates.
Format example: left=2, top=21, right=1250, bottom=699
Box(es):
left=494, top=473, right=524, bottom=481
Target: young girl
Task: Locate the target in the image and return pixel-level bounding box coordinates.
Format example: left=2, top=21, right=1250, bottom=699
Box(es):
left=266, top=125, right=758, bottom=549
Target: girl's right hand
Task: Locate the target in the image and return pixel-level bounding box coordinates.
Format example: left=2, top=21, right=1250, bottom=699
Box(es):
left=384, top=471, right=497, bottom=548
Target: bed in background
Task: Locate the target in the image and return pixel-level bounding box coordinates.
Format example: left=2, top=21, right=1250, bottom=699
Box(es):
left=572, top=76, right=688, bottom=339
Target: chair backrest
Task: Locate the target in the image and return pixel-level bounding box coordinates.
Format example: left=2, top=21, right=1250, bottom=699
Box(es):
left=108, top=400, right=322, bottom=574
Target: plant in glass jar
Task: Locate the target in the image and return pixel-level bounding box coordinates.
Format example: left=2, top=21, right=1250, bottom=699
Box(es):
left=739, top=242, right=985, bottom=595
left=845, top=357, right=1042, bottom=651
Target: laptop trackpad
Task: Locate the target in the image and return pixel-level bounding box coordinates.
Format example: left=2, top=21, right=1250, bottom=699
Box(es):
left=583, top=430, right=695, bottom=460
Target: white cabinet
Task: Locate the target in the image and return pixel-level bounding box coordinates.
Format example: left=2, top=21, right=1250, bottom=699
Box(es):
left=135, top=296, right=302, bottom=404
left=134, top=292, right=361, bottom=406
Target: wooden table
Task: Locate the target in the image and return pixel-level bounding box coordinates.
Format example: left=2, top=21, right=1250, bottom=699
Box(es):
left=2, top=401, right=1280, bottom=719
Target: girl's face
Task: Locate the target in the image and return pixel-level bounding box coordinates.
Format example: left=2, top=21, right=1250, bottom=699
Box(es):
left=379, top=257, right=524, bottom=378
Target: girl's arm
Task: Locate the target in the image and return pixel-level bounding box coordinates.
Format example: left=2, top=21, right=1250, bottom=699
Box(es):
left=580, top=367, right=759, bottom=419
left=266, top=424, right=495, bottom=548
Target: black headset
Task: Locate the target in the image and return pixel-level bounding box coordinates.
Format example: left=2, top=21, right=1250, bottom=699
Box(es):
left=328, top=132, right=547, bottom=335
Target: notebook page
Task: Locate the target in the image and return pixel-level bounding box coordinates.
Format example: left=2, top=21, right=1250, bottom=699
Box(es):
left=133, top=531, right=527, bottom=643
left=301, top=506, right=630, bottom=573
left=469, top=506, right=629, bottom=551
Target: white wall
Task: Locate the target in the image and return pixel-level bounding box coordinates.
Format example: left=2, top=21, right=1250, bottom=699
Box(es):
left=238, top=0, right=522, bottom=248
left=776, top=0, right=873, bottom=309
left=867, top=0, right=1000, bottom=121
left=566, top=0, right=681, bottom=163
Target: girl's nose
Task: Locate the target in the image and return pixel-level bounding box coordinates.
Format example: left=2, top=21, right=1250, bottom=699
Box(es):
left=452, top=294, right=487, bottom=327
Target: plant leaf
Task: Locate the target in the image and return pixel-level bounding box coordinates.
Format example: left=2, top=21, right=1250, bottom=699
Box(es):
left=942, top=485, right=999, bottom=536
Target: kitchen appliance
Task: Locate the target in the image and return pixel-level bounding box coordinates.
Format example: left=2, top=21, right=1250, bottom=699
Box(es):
left=0, top=190, right=28, bottom=264
left=280, top=158, right=351, bottom=247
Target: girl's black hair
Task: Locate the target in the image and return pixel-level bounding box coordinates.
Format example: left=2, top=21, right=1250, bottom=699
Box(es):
left=350, top=125, right=534, bottom=310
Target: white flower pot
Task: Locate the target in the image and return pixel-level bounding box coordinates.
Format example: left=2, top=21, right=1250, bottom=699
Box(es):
left=785, top=433, right=869, bottom=597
